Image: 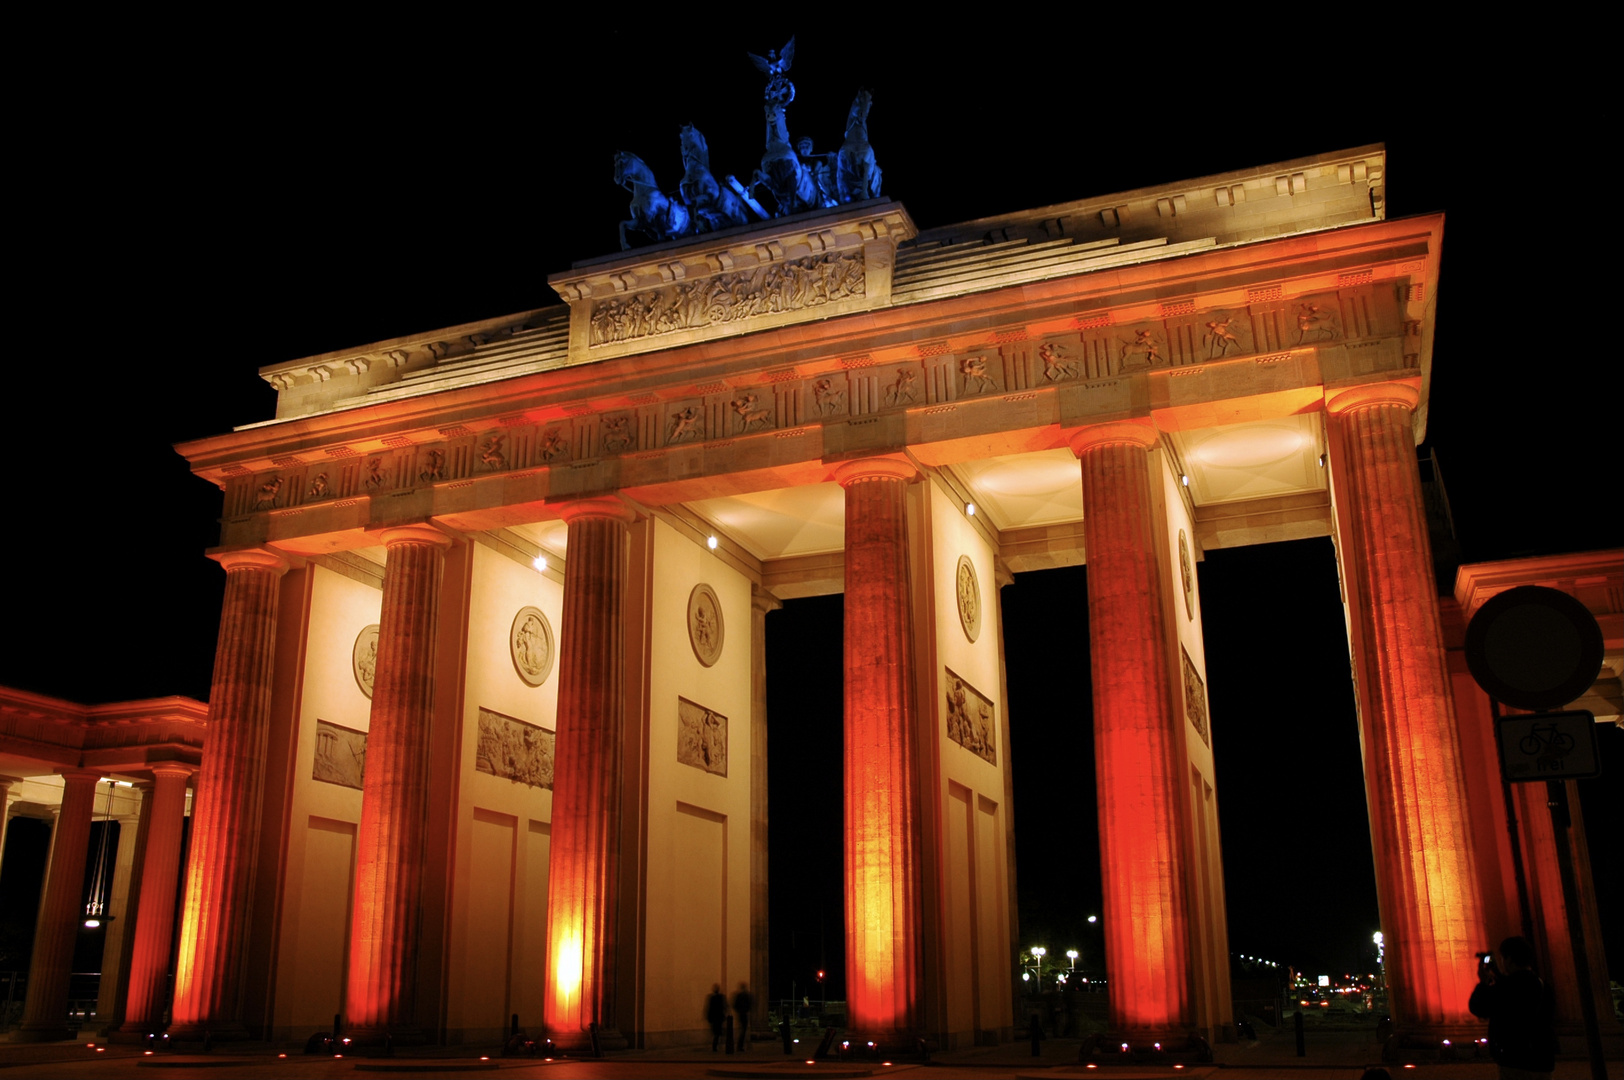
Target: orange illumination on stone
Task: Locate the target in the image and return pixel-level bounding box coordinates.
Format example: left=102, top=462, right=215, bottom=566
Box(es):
left=1070, top=423, right=1191, bottom=1035
left=170, top=548, right=289, bottom=1036
left=346, top=525, right=453, bottom=1036
left=543, top=498, right=636, bottom=1047
left=1325, top=384, right=1484, bottom=1031
left=837, top=459, right=924, bottom=1043
left=121, top=764, right=193, bottom=1030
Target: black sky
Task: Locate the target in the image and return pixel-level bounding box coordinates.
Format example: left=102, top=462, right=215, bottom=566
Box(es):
left=7, top=22, right=1616, bottom=1000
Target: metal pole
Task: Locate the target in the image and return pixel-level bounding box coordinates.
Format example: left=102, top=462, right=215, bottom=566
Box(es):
left=1490, top=698, right=1536, bottom=942
left=1546, top=780, right=1608, bottom=1080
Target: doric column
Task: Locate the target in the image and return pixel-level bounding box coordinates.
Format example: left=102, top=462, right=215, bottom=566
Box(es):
left=1326, top=383, right=1484, bottom=1034
left=750, top=586, right=781, bottom=1008
left=544, top=497, right=636, bottom=1049
left=836, top=457, right=924, bottom=1044
left=170, top=547, right=289, bottom=1037
left=121, top=766, right=193, bottom=1031
left=1069, top=421, right=1192, bottom=1038
left=94, top=804, right=144, bottom=1029
left=16, top=768, right=101, bottom=1041
left=346, top=524, right=454, bottom=1040
left=0, top=778, right=19, bottom=882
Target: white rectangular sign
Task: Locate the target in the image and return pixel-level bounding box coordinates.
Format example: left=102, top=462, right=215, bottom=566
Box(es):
left=1497, top=710, right=1601, bottom=782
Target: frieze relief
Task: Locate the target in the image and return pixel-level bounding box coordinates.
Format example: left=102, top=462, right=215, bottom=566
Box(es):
left=945, top=669, right=996, bottom=765
left=476, top=707, right=555, bottom=789
left=353, top=624, right=381, bottom=698
left=313, top=719, right=367, bottom=790
left=677, top=697, right=728, bottom=777
left=589, top=250, right=865, bottom=348
left=1182, top=647, right=1209, bottom=746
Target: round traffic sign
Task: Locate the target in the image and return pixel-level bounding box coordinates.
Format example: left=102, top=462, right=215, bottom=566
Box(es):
left=1465, top=586, right=1604, bottom=711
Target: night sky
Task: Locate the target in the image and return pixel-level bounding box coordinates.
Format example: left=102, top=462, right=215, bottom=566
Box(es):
left=8, top=23, right=1615, bottom=1004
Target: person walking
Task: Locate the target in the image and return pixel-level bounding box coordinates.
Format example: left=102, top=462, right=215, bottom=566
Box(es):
left=706, top=984, right=727, bottom=1052
left=1468, top=936, right=1557, bottom=1080
left=732, top=982, right=755, bottom=1051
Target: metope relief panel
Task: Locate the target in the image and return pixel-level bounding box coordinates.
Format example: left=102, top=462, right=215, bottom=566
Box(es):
left=1182, top=647, right=1209, bottom=746
left=677, top=697, right=728, bottom=777
left=945, top=669, right=996, bottom=765
left=313, top=719, right=367, bottom=790
left=476, top=707, right=555, bottom=790
left=587, top=250, right=865, bottom=347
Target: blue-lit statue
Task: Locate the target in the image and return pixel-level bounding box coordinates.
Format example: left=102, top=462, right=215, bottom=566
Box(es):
left=750, top=36, right=832, bottom=216
left=679, top=125, right=752, bottom=233
left=837, top=90, right=882, bottom=203
left=614, top=151, right=693, bottom=250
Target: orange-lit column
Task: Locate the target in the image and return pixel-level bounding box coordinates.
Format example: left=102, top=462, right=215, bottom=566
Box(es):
left=1326, top=383, right=1484, bottom=1035
left=837, top=457, right=925, bottom=1045
left=544, top=497, right=635, bottom=1049
left=121, top=765, right=193, bottom=1032
left=170, top=548, right=289, bottom=1038
left=1069, top=421, right=1192, bottom=1039
left=346, top=524, right=454, bottom=1041
left=16, top=769, right=101, bottom=1041
left=750, top=586, right=781, bottom=1012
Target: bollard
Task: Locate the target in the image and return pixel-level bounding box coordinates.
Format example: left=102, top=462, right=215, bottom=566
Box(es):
left=780, top=1013, right=793, bottom=1055
left=1294, top=1009, right=1305, bottom=1057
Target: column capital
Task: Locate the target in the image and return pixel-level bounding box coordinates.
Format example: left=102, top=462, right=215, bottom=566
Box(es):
left=146, top=762, right=194, bottom=782
left=832, top=456, right=917, bottom=487
left=1067, top=418, right=1160, bottom=456
left=377, top=523, right=456, bottom=550
left=750, top=585, right=783, bottom=616
left=555, top=495, right=638, bottom=525
left=209, top=546, right=292, bottom=575
left=57, top=767, right=105, bottom=784
left=1324, top=379, right=1421, bottom=416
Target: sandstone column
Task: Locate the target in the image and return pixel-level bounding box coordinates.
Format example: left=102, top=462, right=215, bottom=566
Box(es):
left=1326, top=383, right=1484, bottom=1034
left=121, top=766, right=192, bottom=1031
left=93, top=804, right=144, bottom=1029
left=837, top=457, right=925, bottom=1045
left=345, top=524, right=454, bottom=1041
left=750, top=585, right=781, bottom=1010
left=169, top=547, right=289, bottom=1038
left=0, top=779, right=18, bottom=882
left=544, top=497, right=635, bottom=1049
left=16, top=769, right=102, bottom=1041
left=1069, top=421, right=1193, bottom=1039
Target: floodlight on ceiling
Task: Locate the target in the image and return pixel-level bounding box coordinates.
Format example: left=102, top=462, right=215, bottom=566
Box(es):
left=707, top=535, right=719, bottom=551
left=965, top=501, right=976, bottom=517
left=532, top=555, right=548, bottom=572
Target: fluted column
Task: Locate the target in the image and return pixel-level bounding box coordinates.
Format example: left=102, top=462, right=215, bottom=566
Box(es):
left=94, top=806, right=144, bottom=1028
left=169, top=547, right=288, bottom=1037
left=121, top=766, right=192, bottom=1031
left=1327, top=383, right=1484, bottom=1034
left=1070, top=421, right=1192, bottom=1038
left=345, top=524, right=453, bottom=1040
left=0, top=779, right=19, bottom=883
left=750, top=586, right=781, bottom=1008
left=17, top=768, right=101, bottom=1041
left=837, top=457, right=924, bottom=1045
left=544, top=497, right=635, bottom=1049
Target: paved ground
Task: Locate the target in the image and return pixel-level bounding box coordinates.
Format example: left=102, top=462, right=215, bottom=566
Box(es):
left=0, top=1026, right=1616, bottom=1079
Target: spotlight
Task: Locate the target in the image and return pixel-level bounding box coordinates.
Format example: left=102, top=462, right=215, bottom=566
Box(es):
left=707, top=535, right=719, bottom=550
left=1181, top=473, right=1190, bottom=487
left=532, top=555, right=548, bottom=572
left=1318, top=453, right=1326, bottom=468
left=965, top=501, right=976, bottom=517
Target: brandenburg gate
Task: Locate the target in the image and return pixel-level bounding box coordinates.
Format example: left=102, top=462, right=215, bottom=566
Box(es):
left=23, top=125, right=1592, bottom=1057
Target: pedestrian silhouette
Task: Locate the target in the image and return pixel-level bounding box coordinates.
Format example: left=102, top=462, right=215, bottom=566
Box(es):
left=706, top=983, right=727, bottom=1051
left=732, top=982, right=754, bottom=1051
left=1467, top=936, right=1557, bottom=1078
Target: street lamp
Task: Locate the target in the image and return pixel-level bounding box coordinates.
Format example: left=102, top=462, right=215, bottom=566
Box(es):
left=1066, top=949, right=1079, bottom=973
left=1030, top=946, right=1047, bottom=992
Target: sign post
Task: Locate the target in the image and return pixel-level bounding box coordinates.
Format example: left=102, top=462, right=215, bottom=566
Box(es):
left=1465, top=586, right=1608, bottom=1080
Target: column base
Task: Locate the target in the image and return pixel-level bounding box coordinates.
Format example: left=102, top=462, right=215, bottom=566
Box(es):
left=546, top=1024, right=629, bottom=1053
left=836, top=1030, right=930, bottom=1058
left=341, top=1025, right=429, bottom=1050
left=105, top=1026, right=172, bottom=1045
left=1381, top=1023, right=1490, bottom=1064
left=1080, top=1030, right=1213, bottom=1064
left=11, top=1024, right=76, bottom=1044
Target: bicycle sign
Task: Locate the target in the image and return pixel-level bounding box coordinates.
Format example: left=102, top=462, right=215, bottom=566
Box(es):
left=1497, top=710, right=1600, bottom=782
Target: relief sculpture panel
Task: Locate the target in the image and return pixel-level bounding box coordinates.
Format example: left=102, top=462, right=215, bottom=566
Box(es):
left=476, top=707, right=555, bottom=789
left=1182, top=647, right=1209, bottom=746
left=945, top=669, right=996, bottom=765
left=677, top=697, right=728, bottom=777
left=589, top=251, right=865, bottom=347
left=313, top=719, right=366, bottom=790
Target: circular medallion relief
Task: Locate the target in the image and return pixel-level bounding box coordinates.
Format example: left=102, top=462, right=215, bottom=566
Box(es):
left=352, top=624, right=381, bottom=699
left=1178, top=529, right=1195, bottom=621
left=510, top=606, right=556, bottom=687
left=956, top=555, right=982, bottom=643
left=687, top=583, right=724, bottom=667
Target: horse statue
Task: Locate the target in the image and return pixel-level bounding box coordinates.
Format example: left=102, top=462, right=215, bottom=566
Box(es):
left=836, top=89, right=882, bottom=203
left=679, top=125, right=752, bottom=233
left=613, top=151, right=693, bottom=250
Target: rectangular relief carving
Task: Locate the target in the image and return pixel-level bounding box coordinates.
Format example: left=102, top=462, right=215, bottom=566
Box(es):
left=313, top=719, right=367, bottom=790
left=677, top=696, right=727, bottom=777
left=1182, top=647, right=1210, bottom=746
left=476, top=707, right=555, bottom=790
left=945, top=668, right=997, bottom=765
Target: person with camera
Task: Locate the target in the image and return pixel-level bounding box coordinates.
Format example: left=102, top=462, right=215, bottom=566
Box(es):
left=1468, top=936, right=1557, bottom=1079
